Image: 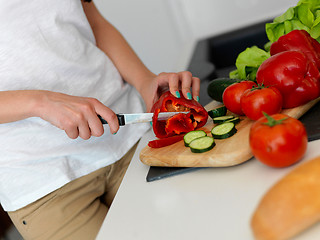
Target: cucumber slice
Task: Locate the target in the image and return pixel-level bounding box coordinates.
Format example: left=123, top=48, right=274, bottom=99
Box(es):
left=213, top=115, right=234, bottom=124
left=189, top=136, right=215, bottom=153
left=224, top=117, right=240, bottom=125
left=208, top=106, right=227, bottom=119
left=184, top=130, right=207, bottom=147
left=211, top=122, right=237, bottom=139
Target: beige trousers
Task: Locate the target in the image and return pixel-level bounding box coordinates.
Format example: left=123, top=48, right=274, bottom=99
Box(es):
left=8, top=143, right=137, bottom=240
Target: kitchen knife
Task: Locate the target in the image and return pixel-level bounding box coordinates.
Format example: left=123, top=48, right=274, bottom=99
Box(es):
left=98, top=112, right=189, bottom=126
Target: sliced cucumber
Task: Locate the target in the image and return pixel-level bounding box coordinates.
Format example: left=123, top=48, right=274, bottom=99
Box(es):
left=189, top=136, right=215, bottom=153
left=213, top=115, right=234, bottom=124
left=211, top=122, right=237, bottom=139
left=224, top=117, right=240, bottom=125
left=208, top=106, right=227, bottom=119
left=184, top=130, right=207, bottom=147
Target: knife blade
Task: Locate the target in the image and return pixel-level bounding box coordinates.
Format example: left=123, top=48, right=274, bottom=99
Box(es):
left=98, top=112, right=189, bottom=126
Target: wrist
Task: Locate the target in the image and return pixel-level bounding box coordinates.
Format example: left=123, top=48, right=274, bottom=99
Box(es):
left=28, top=90, right=49, bottom=119
left=134, top=71, right=156, bottom=95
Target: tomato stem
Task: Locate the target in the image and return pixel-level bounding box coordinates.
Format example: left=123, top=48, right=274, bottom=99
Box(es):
left=262, top=112, right=287, bottom=127
left=251, top=83, right=267, bottom=91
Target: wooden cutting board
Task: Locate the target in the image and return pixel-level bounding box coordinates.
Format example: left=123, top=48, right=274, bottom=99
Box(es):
left=140, top=98, right=320, bottom=167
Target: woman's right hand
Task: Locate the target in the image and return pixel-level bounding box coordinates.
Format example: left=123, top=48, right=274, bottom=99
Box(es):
left=35, top=91, right=119, bottom=139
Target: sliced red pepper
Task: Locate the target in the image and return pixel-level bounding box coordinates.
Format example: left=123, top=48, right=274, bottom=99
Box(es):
left=151, top=91, right=208, bottom=139
left=165, top=112, right=194, bottom=135
left=148, top=135, right=185, bottom=148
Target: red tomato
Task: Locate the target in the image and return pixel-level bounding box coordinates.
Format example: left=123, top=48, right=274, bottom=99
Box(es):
left=241, top=86, right=283, bottom=121
left=223, top=81, right=257, bottom=115
left=250, top=113, right=307, bottom=168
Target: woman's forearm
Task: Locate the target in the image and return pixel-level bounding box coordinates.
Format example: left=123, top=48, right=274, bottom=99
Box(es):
left=0, top=90, right=41, bottom=123
left=0, top=90, right=120, bottom=138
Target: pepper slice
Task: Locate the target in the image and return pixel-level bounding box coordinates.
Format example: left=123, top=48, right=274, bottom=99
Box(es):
left=148, top=135, right=185, bottom=148
left=151, top=91, right=208, bottom=139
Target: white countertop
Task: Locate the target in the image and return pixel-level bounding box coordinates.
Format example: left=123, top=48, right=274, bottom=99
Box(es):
left=96, top=130, right=320, bottom=240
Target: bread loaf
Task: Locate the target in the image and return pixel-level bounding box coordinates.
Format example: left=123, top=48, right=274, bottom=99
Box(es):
left=251, top=156, right=320, bottom=240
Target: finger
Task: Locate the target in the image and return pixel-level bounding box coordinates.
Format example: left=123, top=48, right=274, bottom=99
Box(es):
left=72, top=102, right=98, bottom=139
left=87, top=115, right=104, bottom=137
left=105, top=112, right=120, bottom=135
left=167, top=73, right=181, bottom=98
left=95, top=107, right=119, bottom=134
left=78, top=121, right=92, bottom=140
left=64, top=126, right=79, bottom=139
left=67, top=111, right=91, bottom=140
left=58, top=114, right=80, bottom=139
left=179, top=71, right=193, bottom=100
left=86, top=98, right=119, bottom=135
left=191, top=77, right=201, bottom=102
left=83, top=100, right=104, bottom=137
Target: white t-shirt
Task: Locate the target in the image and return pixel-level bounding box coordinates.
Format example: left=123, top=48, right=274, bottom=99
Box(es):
left=0, top=0, right=150, bottom=211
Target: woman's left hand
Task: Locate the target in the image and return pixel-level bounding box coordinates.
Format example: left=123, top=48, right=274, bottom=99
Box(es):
left=140, top=71, right=201, bottom=112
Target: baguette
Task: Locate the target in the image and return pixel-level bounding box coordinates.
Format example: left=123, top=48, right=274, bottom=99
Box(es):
left=251, top=156, right=320, bottom=240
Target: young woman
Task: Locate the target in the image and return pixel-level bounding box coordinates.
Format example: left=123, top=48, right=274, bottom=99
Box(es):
left=0, top=0, right=200, bottom=239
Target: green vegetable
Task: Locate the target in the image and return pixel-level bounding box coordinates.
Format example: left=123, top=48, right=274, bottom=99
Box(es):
left=212, top=116, right=235, bottom=124
left=208, top=106, right=227, bottom=119
left=207, top=78, right=239, bottom=102
left=229, top=0, right=320, bottom=82
left=183, top=130, right=207, bottom=147
left=266, top=0, right=320, bottom=43
left=224, top=117, right=240, bottom=125
left=189, top=136, right=215, bottom=153
left=229, top=46, right=270, bottom=81
left=211, top=122, right=237, bottom=139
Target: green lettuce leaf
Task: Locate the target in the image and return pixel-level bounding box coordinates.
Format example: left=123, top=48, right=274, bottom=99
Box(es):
left=229, top=0, right=320, bottom=81
left=266, top=0, right=320, bottom=43
left=228, top=46, right=270, bottom=81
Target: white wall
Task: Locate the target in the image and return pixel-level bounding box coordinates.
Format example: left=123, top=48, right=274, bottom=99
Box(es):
left=94, top=0, right=192, bottom=74
left=169, top=0, right=295, bottom=40
left=94, top=0, right=296, bottom=73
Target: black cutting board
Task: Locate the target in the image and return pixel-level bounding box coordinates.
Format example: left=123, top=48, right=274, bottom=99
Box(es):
left=146, top=101, right=320, bottom=182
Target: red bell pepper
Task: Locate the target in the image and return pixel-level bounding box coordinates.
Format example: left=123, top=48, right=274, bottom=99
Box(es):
left=148, top=135, right=185, bottom=148
left=151, top=91, right=208, bottom=139
left=256, top=50, right=320, bottom=108
left=270, top=30, right=320, bottom=69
